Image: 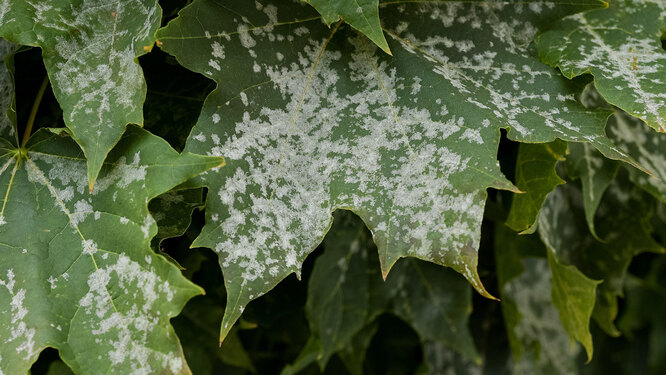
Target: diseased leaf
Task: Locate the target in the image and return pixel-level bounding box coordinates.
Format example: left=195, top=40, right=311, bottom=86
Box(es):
left=149, top=187, right=205, bottom=247
left=506, top=140, right=566, bottom=233
left=537, top=0, right=666, bottom=132
left=495, top=225, right=583, bottom=375
left=306, top=0, right=390, bottom=54
left=0, top=125, right=223, bottom=374
left=299, top=211, right=478, bottom=373
left=172, top=297, right=256, bottom=374
left=0, top=0, right=163, bottom=187
left=567, top=85, right=661, bottom=234
left=417, top=341, right=481, bottom=375
left=538, top=187, right=599, bottom=358
left=155, top=0, right=641, bottom=340
left=565, top=143, right=618, bottom=240
left=608, top=110, right=666, bottom=202
left=0, top=39, right=16, bottom=143
left=537, top=179, right=664, bottom=352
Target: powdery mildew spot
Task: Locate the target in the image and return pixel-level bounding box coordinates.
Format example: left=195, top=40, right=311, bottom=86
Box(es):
left=0, top=269, right=37, bottom=361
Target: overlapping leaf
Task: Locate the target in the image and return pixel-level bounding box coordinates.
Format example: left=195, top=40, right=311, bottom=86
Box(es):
left=538, top=179, right=664, bottom=345
left=567, top=85, right=664, bottom=232
left=506, top=140, right=566, bottom=233
left=495, top=225, right=584, bottom=374
left=155, top=0, right=641, bottom=338
left=617, top=257, right=666, bottom=374
left=565, top=143, right=618, bottom=239
left=0, top=39, right=16, bottom=143
left=0, top=126, right=222, bottom=373
left=149, top=188, right=205, bottom=246
left=0, top=0, right=163, bottom=187
left=537, top=0, right=666, bottom=132
left=291, top=211, right=477, bottom=373
left=608, top=110, right=666, bottom=202
left=306, top=0, right=390, bottom=53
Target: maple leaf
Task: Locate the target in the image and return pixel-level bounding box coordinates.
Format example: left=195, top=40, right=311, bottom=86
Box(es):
left=0, top=125, right=222, bottom=373
left=155, top=0, right=642, bottom=340
left=0, top=0, right=163, bottom=188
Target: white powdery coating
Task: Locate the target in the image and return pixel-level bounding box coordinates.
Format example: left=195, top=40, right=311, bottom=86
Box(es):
left=78, top=254, right=179, bottom=373
left=94, top=152, right=147, bottom=192
left=610, top=111, right=666, bottom=198
left=0, top=0, right=161, bottom=178
left=82, top=239, right=98, bottom=255
left=0, top=39, right=14, bottom=140
left=0, top=269, right=37, bottom=361
left=11, top=136, right=189, bottom=373
left=543, top=0, right=666, bottom=131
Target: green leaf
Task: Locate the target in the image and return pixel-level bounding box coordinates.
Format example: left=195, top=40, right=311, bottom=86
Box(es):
left=546, top=247, right=599, bottom=362
left=417, top=341, right=481, bottom=375
left=336, top=323, right=378, bottom=375
left=280, top=336, right=320, bottom=375
left=306, top=0, right=390, bottom=54
left=536, top=179, right=664, bottom=357
left=495, top=225, right=582, bottom=374
left=608, top=110, right=666, bottom=203
left=149, top=187, right=205, bottom=247
left=385, top=258, right=479, bottom=362
left=538, top=188, right=601, bottom=360
left=0, top=0, right=163, bottom=187
left=0, top=126, right=222, bottom=374
left=156, top=0, right=636, bottom=340
left=536, top=0, right=666, bottom=132
left=506, top=140, right=567, bottom=233
left=305, top=212, right=377, bottom=369
left=300, top=211, right=478, bottom=373
left=172, top=297, right=256, bottom=374
left=618, top=259, right=666, bottom=375
left=565, top=142, right=618, bottom=240
left=0, top=39, right=16, bottom=144
left=45, top=360, right=75, bottom=375
left=537, top=175, right=664, bottom=339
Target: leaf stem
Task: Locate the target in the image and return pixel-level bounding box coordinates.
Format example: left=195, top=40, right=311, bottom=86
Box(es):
left=21, top=76, right=50, bottom=148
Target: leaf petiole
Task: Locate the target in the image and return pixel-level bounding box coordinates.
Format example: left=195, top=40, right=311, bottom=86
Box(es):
left=20, top=75, right=49, bottom=148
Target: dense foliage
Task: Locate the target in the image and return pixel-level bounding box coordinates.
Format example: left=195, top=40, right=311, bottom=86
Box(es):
left=0, top=0, right=664, bottom=374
